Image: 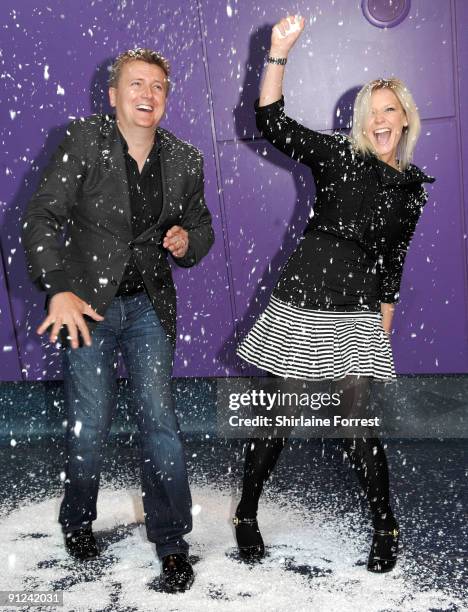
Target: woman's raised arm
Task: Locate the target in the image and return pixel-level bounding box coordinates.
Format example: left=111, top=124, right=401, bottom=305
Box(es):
left=259, top=14, right=305, bottom=107
left=256, top=15, right=344, bottom=172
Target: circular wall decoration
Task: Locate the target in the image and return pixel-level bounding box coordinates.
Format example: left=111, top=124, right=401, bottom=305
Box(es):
left=361, top=0, right=411, bottom=28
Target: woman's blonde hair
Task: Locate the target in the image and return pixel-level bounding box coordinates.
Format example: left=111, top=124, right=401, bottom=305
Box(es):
left=349, top=77, right=421, bottom=171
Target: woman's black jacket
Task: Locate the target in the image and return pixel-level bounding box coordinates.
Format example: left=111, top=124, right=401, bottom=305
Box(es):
left=255, top=96, right=435, bottom=303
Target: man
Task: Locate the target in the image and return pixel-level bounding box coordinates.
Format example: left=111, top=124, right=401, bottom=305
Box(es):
left=22, top=48, right=214, bottom=593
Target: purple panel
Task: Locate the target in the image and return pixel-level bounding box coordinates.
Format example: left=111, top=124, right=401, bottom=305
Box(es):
left=201, top=0, right=454, bottom=140
left=1, top=0, right=466, bottom=381
left=392, top=120, right=468, bottom=373
left=0, top=244, right=22, bottom=380
left=454, top=0, right=468, bottom=368
left=209, top=0, right=467, bottom=375
left=0, top=0, right=233, bottom=380
left=221, top=140, right=316, bottom=375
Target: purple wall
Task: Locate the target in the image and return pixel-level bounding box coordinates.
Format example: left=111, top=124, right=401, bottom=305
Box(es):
left=0, top=0, right=467, bottom=380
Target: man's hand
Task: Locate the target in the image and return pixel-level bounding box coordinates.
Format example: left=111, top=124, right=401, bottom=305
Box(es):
left=163, top=225, right=189, bottom=258
left=37, top=291, right=104, bottom=349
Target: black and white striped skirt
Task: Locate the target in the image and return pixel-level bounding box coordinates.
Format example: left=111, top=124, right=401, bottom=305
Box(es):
left=237, top=295, right=396, bottom=381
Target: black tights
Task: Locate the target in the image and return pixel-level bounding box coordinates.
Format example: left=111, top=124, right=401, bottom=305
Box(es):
left=236, top=376, right=397, bottom=531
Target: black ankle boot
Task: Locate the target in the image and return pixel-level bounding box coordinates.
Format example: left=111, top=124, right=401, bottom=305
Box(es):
left=232, top=515, right=265, bottom=561
left=367, top=526, right=400, bottom=573
left=64, top=526, right=99, bottom=560
left=160, top=553, right=194, bottom=593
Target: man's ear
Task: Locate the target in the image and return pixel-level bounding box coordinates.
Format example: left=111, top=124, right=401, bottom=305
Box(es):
left=108, top=87, right=116, bottom=108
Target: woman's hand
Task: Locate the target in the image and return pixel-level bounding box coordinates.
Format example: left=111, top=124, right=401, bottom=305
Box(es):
left=380, top=302, right=395, bottom=337
left=259, top=15, right=306, bottom=107
left=270, top=14, right=305, bottom=57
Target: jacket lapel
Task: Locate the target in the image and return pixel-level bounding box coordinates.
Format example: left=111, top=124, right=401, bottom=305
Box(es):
left=104, top=118, right=133, bottom=231
left=103, top=122, right=178, bottom=243
left=132, top=127, right=174, bottom=245
left=156, top=127, right=174, bottom=226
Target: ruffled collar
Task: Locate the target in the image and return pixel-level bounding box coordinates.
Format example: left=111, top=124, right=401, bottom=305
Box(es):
left=369, top=155, right=436, bottom=187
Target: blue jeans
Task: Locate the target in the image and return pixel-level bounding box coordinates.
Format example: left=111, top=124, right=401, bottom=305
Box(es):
left=58, top=291, right=192, bottom=559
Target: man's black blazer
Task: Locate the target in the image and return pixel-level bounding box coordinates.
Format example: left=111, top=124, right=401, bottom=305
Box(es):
left=22, top=115, right=215, bottom=347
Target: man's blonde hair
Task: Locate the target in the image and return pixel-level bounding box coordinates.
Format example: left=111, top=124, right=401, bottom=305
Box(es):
left=108, top=48, right=171, bottom=94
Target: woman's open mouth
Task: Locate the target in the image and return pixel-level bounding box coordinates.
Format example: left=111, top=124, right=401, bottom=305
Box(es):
left=374, top=128, right=392, bottom=146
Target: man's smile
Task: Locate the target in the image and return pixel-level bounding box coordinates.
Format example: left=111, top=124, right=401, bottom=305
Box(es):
left=136, top=103, right=154, bottom=112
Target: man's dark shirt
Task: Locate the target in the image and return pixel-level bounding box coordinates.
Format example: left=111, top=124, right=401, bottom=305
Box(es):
left=116, top=131, right=163, bottom=296
left=38, top=130, right=163, bottom=298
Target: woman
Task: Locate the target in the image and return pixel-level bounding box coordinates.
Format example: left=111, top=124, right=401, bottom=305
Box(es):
left=234, top=15, right=435, bottom=573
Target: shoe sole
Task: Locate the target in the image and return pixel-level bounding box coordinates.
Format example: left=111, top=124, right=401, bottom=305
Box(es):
left=67, top=552, right=99, bottom=561
left=160, top=573, right=195, bottom=593
left=239, top=550, right=265, bottom=562
left=367, top=562, right=397, bottom=573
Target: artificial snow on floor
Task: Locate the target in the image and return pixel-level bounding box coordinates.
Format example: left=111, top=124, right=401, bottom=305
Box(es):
left=1, top=484, right=464, bottom=611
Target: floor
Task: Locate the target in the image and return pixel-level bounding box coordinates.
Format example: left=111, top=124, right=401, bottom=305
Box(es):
left=1, top=433, right=466, bottom=611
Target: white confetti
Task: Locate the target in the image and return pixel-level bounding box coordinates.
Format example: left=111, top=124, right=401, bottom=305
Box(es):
left=191, top=504, right=202, bottom=516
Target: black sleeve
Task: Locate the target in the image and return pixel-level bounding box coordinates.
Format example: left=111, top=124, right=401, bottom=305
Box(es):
left=379, top=186, right=429, bottom=303
left=22, top=120, right=86, bottom=283
left=34, top=270, right=70, bottom=297
left=171, top=157, right=215, bottom=268
left=255, top=96, right=346, bottom=175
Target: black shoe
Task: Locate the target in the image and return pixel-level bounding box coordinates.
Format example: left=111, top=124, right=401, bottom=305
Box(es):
left=64, top=526, right=99, bottom=560
left=367, top=527, right=400, bottom=573
left=160, top=554, right=194, bottom=593
left=233, top=516, right=265, bottom=561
